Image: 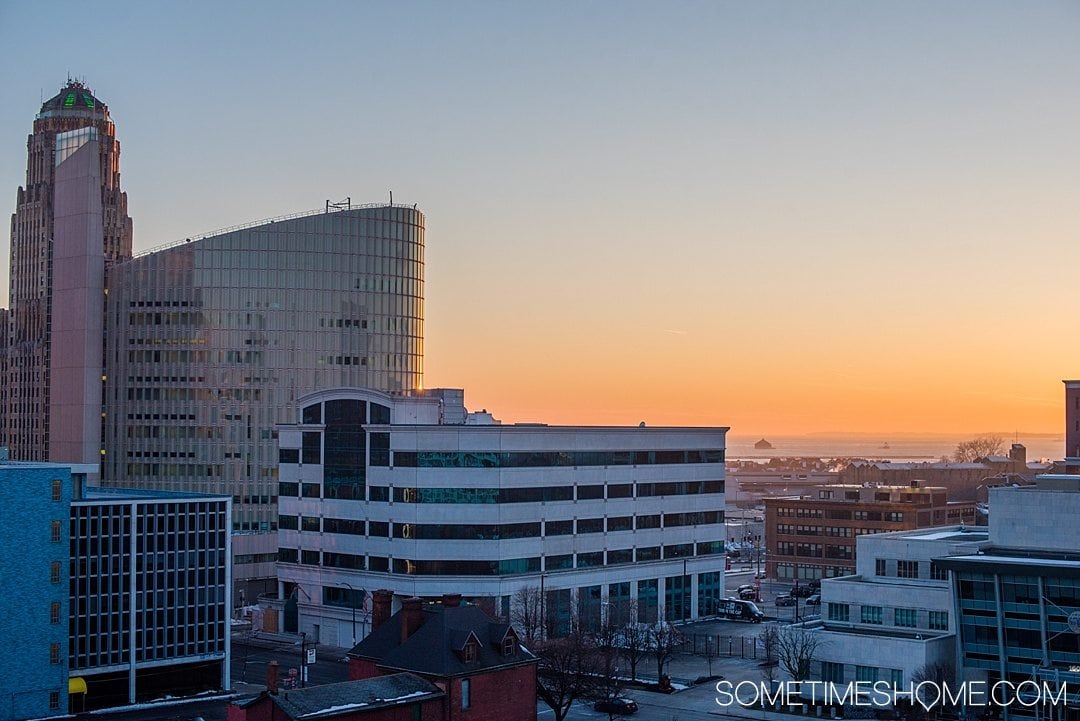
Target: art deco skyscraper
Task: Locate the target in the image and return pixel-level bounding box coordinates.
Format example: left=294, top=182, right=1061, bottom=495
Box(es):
left=4, top=80, right=132, bottom=462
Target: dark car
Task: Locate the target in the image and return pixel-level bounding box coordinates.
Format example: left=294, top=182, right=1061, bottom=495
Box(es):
left=805, top=594, right=821, bottom=606
left=791, top=583, right=816, bottom=598
left=594, top=696, right=639, bottom=714
left=737, top=584, right=758, bottom=600
left=775, top=594, right=796, bottom=607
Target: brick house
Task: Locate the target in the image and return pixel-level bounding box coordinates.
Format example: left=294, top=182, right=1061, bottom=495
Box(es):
left=347, top=592, right=537, bottom=721
left=227, top=672, right=444, bottom=721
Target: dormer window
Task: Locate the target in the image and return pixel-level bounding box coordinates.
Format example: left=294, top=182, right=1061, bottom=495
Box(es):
left=463, top=641, right=478, bottom=663
left=502, top=636, right=516, bottom=656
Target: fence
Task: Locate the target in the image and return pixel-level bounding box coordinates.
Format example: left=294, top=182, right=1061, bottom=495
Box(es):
left=679, top=632, right=761, bottom=660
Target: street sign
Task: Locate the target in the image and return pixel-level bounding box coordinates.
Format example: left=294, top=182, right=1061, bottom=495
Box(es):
left=307, top=647, right=317, bottom=665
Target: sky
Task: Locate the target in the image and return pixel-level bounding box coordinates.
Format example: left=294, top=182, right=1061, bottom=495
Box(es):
left=1, top=1, right=1077, bottom=436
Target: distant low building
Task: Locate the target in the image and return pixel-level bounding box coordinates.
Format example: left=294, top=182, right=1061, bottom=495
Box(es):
left=764, top=482, right=979, bottom=580
left=839, top=443, right=1048, bottom=502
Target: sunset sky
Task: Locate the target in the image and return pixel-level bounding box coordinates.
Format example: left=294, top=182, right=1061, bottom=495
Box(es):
left=1, top=1, right=1077, bottom=435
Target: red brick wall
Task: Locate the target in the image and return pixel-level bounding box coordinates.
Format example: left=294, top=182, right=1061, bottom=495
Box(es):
left=348, top=657, right=381, bottom=680
left=449, top=664, right=537, bottom=721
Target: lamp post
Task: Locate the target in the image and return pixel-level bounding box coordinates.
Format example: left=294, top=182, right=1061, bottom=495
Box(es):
left=342, top=582, right=358, bottom=646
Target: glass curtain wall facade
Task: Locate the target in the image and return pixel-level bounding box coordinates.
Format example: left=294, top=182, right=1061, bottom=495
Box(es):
left=102, top=205, right=424, bottom=539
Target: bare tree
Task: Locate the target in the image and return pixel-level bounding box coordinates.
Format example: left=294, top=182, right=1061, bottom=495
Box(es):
left=511, top=585, right=544, bottom=642
left=617, top=620, right=650, bottom=682
left=908, top=662, right=958, bottom=720
left=759, top=624, right=780, bottom=685
left=649, top=608, right=684, bottom=682
left=533, top=633, right=602, bottom=721
left=953, top=434, right=1005, bottom=462
left=774, top=625, right=824, bottom=682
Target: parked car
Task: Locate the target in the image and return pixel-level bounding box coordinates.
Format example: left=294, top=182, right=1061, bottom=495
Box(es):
left=736, top=584, right=757, bottom=600
left=805, top=594, right=821, bottom=606
left=791, top=583, right=816, bottom=598
left=594, top=696, right=639, bottom=714
left=775, top=594, right=796, bottom=607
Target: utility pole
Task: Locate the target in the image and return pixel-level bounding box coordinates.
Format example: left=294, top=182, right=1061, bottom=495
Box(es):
left=300, top=630, right=308, bottom=686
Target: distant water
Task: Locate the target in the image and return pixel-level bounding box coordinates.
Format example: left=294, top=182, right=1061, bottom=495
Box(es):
left=727, top=434, right=1064, bottom=463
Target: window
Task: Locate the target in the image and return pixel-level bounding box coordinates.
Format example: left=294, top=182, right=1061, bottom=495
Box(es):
left=463, top=643, right=476, bottom=663
left=827, top=603, right=849, bottom=622
left=860, top=605, right=883, bottom=625
left=855, top=665, right=878, bottom=683
left=821, top=661, right=844, bottom=684
left=875, top=559, right=887, bottom=576
left=50, top=602, right=60, bottom=624
left=50, top=643, right=61, bottom=664
left=503, top=636, right=516, bottom=656
left=49, top=691, right=60, bottom=710
left=50, top=520, right=61, bottom=543
left=50, top=561, right=61, bottom=584
left=51, top=479, right=62, bottom=501
left=461, top=678, right=471, bottom=709
left=897, top=560, right=919, bottom=578
left=890, top=669, right=904, bottom=687
left=928, top=611, right=948, bottom=631
left=930, top=562, right=948, bottom=581
left=894, top=608, right=917, bottom=627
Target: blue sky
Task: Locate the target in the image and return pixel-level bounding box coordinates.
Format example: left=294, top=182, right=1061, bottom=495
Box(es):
left=2, top=1, right=1078, bottom=433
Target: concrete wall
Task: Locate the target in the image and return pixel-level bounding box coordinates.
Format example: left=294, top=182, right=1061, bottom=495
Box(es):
left=48, top=138, right=104, bottom=468
left=989, top=485, right=1080, bottom=551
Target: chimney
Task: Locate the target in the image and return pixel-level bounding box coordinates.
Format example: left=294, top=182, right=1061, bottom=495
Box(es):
left=267, top=660, right=279, bottom=695
left=401, top=596, right=424, bottom=642
left=372, top=589, right=393, bottom=632
left=1009, top=443, right=1026, bottom=465
left=442, top=593, right=462, bottom=608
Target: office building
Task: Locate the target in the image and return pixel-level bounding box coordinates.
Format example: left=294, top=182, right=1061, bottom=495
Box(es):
left=0, top=461, right=80, bottom=721
left=937, top=475, right=1080, bottom=720
left=70, top=486, right=231, bottom=710
left=4, top=80, right=133, bottom=464
left=101, top=202, right=425, bottom=596
left=764, top=482, right=978, bottom=580
left=0, top=460, right=230, bottom=718
left=808, top=525, right=990, bottom=702
left=271, top=387, right=727, bottom=645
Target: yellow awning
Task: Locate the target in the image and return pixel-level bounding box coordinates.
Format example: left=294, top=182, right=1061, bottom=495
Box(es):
left=68, top=677, right=87, bottom=695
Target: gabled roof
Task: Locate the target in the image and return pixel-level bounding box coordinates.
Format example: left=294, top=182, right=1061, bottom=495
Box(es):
left=235, top=672, right=442, bottom=720
left=348, top=602, right=537, bottom=677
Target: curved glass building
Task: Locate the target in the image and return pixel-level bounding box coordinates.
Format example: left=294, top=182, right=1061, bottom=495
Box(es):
left=102, top=203, right=424, bottom=592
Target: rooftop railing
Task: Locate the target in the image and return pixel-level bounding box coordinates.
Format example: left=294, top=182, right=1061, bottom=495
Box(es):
left=132, top=201, right=419, bottom=259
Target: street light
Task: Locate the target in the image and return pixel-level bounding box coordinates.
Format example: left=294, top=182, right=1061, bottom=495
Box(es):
left=342, top=582, right=359, bottom=647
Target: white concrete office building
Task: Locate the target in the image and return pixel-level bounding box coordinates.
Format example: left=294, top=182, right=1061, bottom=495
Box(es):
left=273, top=388, right=728, bottom=646
left=810, top=526, right=990, bottom=695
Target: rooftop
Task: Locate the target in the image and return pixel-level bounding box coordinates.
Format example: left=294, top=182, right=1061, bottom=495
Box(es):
left=237, top=673, right=443, bottom=720
left=348, top=601, right=536, bottom=677
left=38, top=80, right=106, bottom=118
